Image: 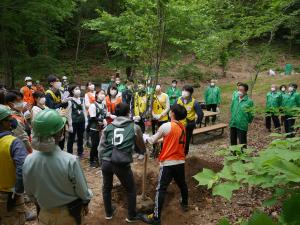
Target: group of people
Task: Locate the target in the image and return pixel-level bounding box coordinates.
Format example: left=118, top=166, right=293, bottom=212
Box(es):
left=0, top=72, right=299, bottom=225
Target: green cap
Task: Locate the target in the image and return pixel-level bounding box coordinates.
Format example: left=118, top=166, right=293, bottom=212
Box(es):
left=32, top=109, right=66, bottom=137
left=0, top=105, right=12, bottom=121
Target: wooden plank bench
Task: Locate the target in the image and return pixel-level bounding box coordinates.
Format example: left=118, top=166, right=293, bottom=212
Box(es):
left=156, top=123, right=227, bottom=144
left=192, top=123, right=228, bottom=144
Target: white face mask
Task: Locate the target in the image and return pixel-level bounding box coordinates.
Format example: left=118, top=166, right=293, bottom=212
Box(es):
left=27, top=82, right=32, bottom=86
left=39, top=97, right=46, bottom=105
left=155, top=85, right=161, bottom=92
left=53, top=82, right=62, bottom=89
left=13, top=102, right=24, bottom=111
left=288, top=87, right=294, bottom=92
left=116, top=80, right=121, bottom=85
left=211, top=83, right=215, bottom=86
left=172, top=83, right=176, bottom=88
left=74, top=89, right=81, bottom=97
left=182, top=91, right=190, bottom=98
left=281, top=88, right=286, bottom=92
left=271, top=87, right=276, bottom=92
left=238, top=91, right=243, bottom=97
left=110, top=89, right=117, bottom=96
left=89, top=84, right=95, bottom=91
left=98, top=94, right=106, bottom=101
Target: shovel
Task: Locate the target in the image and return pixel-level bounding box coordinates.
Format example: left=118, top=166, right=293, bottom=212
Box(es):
left=137, top=152, right=154, bottom=211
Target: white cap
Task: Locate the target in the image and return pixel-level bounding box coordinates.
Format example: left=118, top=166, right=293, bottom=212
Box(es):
left=62, top=76, right=67, bottom=80
left=25, top=76, right=32, bottom=82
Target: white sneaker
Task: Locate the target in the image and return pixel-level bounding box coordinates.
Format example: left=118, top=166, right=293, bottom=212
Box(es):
left=138, top=154, right=144, bottom=160
left=133, top=153, right=139, bottom=159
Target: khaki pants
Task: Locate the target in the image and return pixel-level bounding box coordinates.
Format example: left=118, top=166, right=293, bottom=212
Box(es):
left=38, top=207, right=85, bottom=225
left=0, top=192, right=26, bottom=225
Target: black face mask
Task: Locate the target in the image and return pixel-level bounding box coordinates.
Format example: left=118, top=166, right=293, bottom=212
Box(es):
left=10, top=118, right=18, bottom=130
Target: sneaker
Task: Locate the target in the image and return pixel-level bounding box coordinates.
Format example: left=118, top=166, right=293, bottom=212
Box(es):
left=133, top=153, right=139, bottom=159
left=180, top=203, right=189, bottom=212
left=138, top=154, right=144, bottom=160
left=105, top=207, right=116, bottom=220
left=25, top=211, right=37, bottom=221
left=125, top=213, right=142, bottom=223
left=141, top=214, right=161, bottom=225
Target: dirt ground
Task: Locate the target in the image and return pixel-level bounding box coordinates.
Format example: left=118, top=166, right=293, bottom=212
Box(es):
left=26, top=114, right=277, bottom=225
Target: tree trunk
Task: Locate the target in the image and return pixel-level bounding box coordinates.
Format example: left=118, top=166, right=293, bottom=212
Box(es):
left=249, top=70, right=259, bottom=98
left=74, top=27, right=82, bottom=80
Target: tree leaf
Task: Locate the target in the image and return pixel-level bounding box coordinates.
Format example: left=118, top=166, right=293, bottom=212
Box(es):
left=212, top=182, right=240, bottom=200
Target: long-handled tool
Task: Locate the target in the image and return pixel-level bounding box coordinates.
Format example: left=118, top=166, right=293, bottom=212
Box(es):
left=137, top=152, right=154, bottom=211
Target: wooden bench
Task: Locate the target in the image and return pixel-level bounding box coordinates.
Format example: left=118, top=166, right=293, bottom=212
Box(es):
left=192, top=123, right=228, bottom=143
left=156, top=123, right=227, bottom=144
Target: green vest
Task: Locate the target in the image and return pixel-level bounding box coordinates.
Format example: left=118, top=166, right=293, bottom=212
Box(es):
left=229, top=95, right=254, bottom=131
left=71, top=99, right=85, bottom=124
left=266, top=91, right=282, bottom=109
left=166, top=87, right=181, bottom=105
left=204, top=86, right=221, bottom=105
left=89, top=102, right=106, bottom=130
left=100, top=121, right=135, bottom=160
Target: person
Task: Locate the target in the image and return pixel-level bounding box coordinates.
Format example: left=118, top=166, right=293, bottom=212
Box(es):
left=109, top=75, right=115, bottom=85
left=122, top=81, right=134, bottom=110
left=133, top=83, right=147, bottom=133
left=282, top=83, right=300, bottom=137
left=84, top=82, right=96, bottom=110
left=279, top=84, right=288, bottom=126
left=232, top=82, right=242, bottom=100
left=88, top=89, right=107, bottom=167
left=115, top=76, right=126, bottom=94
left=35, top=80, right=45, bottom=93
left=67, top=85, right=86, bottom=157
left=106, top=84, right=122, bottom=124
left=141, top=104, right=189, bottom=225
left=280, top=84, right=287, bottom=94
left=61, top=76, right=70, bottom=101
left=98, top=103, right=146, bottom=222
left=229, top=83, right=254, bottom=147
left=265, top=84, right=281, bottom=132
left=152, top=84, right=170, bottom=134
left=45, top=75, right=69, bottom=150
left=45, top=75, right=68, bottom=110
left=166, top=80, right=181, bottom=106
left=0, top=105, right=28, bottom=225
left=5, top=91, right=32, bottom=153
left=31, top=91, right=47, bottom=120
left=23, top=109, right=92, bottom=225
left=204, top=79, right=221, bottom=124
left=20, top=76, right=37, bottom=106
left=177, top=85, right=203, bottom=154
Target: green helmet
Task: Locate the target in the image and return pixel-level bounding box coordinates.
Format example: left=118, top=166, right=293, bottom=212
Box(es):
left=0, top=105, right=12, bottom=121
left=33, top=109, right=66, bottom=137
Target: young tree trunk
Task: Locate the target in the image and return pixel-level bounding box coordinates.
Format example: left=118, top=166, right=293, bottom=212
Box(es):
left=74, top=28, right=82, bottom=80
left=249, top=70, right=260, bottom=98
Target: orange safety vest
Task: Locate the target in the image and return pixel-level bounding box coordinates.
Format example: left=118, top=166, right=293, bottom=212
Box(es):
left=87, top=92, right=96, bottom=105
left=21, top=86, right=36, bottom=105
left=159, top=121, right=186, bottom=162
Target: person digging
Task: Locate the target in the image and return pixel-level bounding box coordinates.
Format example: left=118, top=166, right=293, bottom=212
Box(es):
left=142, top=104, right=189, bottom=225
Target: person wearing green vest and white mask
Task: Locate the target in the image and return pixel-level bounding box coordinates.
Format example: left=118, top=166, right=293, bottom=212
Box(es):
left=98, top=103, right=146, bottom=222
left=265, top=84, right=282, bottom=132
left=282, top=83, right=300, bottom=137
left=229, top=83, right=254, bottom=147
left=115, top=76, right=126, bottom=95
left=204, top=79, right=221, bottom=124
left=0, top=105, right=28, bottom=225
left=166, top=80, right=182, bottom=106
left=23, top=109, right=92, bottom=225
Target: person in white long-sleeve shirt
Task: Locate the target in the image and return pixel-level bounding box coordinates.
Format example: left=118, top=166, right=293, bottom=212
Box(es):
left=31, top=91, right=48, bottom=120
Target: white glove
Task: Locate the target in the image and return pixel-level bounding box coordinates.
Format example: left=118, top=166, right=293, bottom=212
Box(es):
left=133, top=116, right=141, bottom=122
left=110, top=114, right=117, bottom=120
left=62, top=97, right=72, bottom=103
left=103, top=119, right=107, bottom=127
